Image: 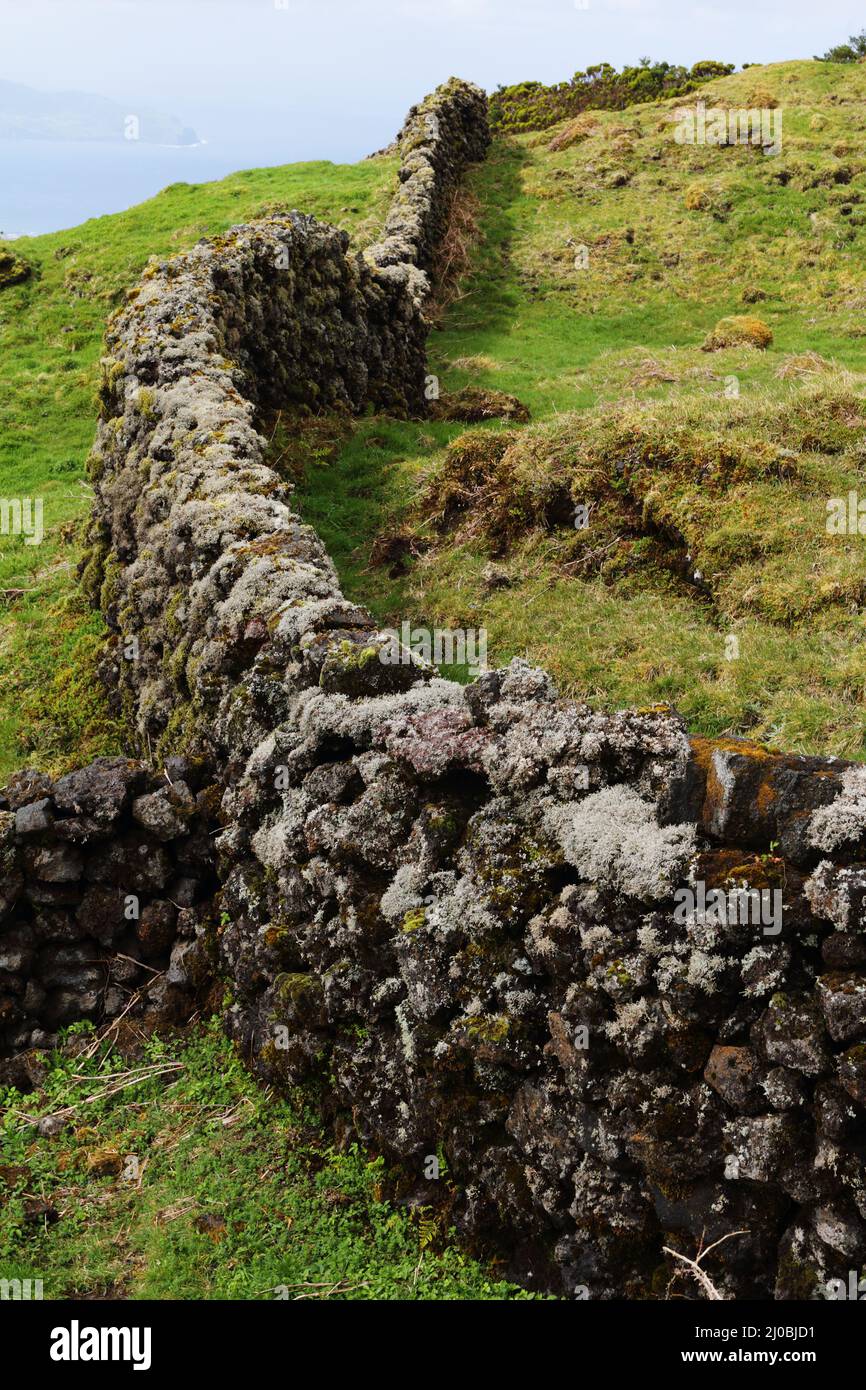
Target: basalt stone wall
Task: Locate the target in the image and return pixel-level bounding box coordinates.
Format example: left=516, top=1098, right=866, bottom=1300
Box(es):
left=0, top=757, right=218, bottom=1072
left=9, top=76, right=866, bottom=1299
left=78, top=76, right=489, bottom=761
left=217, top=661, right=866, bottom=1301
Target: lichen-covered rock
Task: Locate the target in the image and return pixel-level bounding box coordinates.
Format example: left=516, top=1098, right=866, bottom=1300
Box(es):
left=207, top=650, right=866, bottom=1298
left=79, top=78, right=489, bottom=766
left=760, top=993, right=832, bottom=1076
left=53, top=757, right=147, bottom=826
left=816, top=972, right=866, bottom=1043
left=704, top=1044, right=763, bottom=1112
left=0, top=813, right=23, bottom=923
left=806, top=860, right=866, bottom=932
left=0, top=766, right=217, bottom=1056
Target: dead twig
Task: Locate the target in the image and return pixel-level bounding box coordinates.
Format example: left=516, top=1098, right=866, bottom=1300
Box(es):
left=663, top=1230, right=748, bottom=1301
left=277, top=1279, right=372, bottom=1300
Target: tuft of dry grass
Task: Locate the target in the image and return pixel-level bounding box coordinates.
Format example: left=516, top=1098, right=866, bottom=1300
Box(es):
left=447, top=353, right=502, bottom=372
left=627, top=357, right=678, bottom=389
left=684, top=183, right=712, bottom=211
left=547, top=115, right=602, bottom=152
left=428, top=186, right=483, bottom=323
left=430, top=386, right=531, bottom=423
left=775, top=351, right=835, bottom=379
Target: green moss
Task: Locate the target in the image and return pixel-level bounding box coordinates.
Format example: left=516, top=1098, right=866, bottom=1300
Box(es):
left=332, top=640, right=380, bottom=671
left=465, top=1013, right=511, bottom=1043
left=606, top=960, right=634, bottom=988
left=402, top=907, right=427, bottom=933
left=86, top=451, right=106, bottom=483
left=275, top=972, right=320, bottom=1004
left=776, top=1249, right=823, bottom=1300
left=78, top=535, right=110, bottom=608
left=97, top=553, right=123, bottom=614
left=135, top=387, right=157, bottom=422
left=156, top=701, right=204, bottom=762
left=164, top=589, right=186, bottom=640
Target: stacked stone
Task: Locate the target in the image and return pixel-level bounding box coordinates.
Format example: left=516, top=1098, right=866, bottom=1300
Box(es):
left=0, top=757, right=217, bottom=1064
left=367, top=76, right=490, bottom=290
left=213, top=654, right=866, bottom=1300
left=78, top=78, right=490, bottom=766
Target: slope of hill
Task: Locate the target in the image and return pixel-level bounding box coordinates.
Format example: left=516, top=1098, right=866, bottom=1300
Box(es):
left=290, top=59, right=866, bottom=760
left=7, top=60, right=866, bottom=772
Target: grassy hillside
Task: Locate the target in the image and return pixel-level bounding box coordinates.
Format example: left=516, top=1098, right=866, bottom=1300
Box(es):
left=0, top=1021, right=532, bottom=1300
left=291, top=59, right=866, bottom=759
left=11, top=60, right=866, bottom=772
left=0, top=156, right=397, bottom=781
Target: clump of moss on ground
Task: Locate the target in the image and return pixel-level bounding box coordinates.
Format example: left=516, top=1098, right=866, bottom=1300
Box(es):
left=0, top=247, right=32, bottom=290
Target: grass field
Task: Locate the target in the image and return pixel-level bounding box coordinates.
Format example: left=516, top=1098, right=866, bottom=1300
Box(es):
left=4, top=58, right=866, bottom=1297
left=290, top=59, right=866, bottom=759
left=8, top=60, right=866, bottom=769
left=0, top=1021, right=532, bottom=1300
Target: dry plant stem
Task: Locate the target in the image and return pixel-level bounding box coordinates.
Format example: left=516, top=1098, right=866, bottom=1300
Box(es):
left=663, top=1230, right=749, bottom=1300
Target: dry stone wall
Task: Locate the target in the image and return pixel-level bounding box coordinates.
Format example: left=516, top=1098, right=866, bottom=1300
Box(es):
left=217, top=673, right=866, bottom=1300
left=0, top=756, right=217, bottom=1072
left=79, top=76, right=489, bottom=765
left=4, top=77, right=866, bottom=1299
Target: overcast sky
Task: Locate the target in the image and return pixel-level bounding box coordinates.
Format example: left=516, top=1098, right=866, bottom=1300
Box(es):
left=4, top=0, right=866, bottom=158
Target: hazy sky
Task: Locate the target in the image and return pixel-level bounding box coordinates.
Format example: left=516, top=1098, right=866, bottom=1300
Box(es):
left=4, top=0, right=866, bottom=158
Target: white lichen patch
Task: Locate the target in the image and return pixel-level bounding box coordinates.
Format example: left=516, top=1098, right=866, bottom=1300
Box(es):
left=544, top=785, right=696, bottom=900
left=808, top=765, right=866, bottom=852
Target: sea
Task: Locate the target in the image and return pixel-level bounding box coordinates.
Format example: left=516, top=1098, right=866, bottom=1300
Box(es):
left=0, top=129, right=371, bottom=240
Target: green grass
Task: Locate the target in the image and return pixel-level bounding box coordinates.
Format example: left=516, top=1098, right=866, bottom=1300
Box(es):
left=285, top=59, right=866, bottom=758
left=0, top=155, right=398, bottom=782
left=0, top=1020, right=535, bottom=1300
